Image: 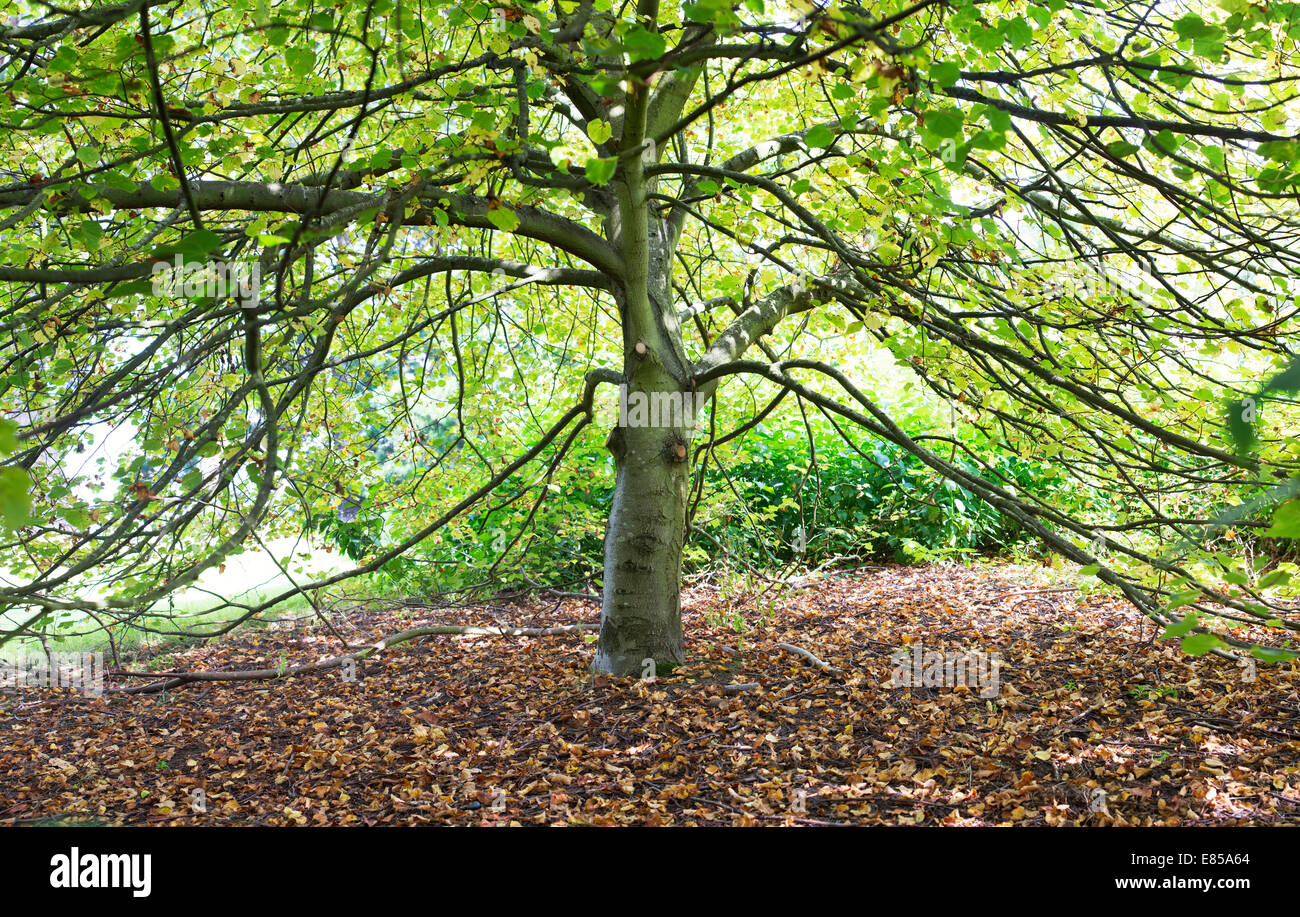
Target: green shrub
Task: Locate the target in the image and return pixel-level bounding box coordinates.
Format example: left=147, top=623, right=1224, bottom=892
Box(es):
left=316, top=414, right=1107, bottom=596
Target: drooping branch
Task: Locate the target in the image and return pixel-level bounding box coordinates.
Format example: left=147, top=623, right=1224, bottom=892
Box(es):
left=113, top=621, right=600, bottom=695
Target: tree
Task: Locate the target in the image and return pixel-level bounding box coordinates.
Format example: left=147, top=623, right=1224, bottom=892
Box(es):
left=2, top=0, right=1299, bottom=677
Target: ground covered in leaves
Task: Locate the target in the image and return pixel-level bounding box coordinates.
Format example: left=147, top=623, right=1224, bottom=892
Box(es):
left=4, top=563, right=1300, bottom=826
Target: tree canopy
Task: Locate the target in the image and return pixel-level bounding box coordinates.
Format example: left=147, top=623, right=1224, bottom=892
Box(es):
left=1, top=0, right=1299, bottom=674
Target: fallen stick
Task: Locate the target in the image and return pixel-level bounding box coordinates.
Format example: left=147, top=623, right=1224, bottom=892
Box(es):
left=110, top=622, right=599, bottom=695
left=708, top=683, right=761, bottom=705
left=777, top=642, right=841, bottom=674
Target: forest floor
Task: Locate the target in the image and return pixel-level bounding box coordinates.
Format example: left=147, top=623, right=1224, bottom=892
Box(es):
left=3, top=561, right=1300, bottom=826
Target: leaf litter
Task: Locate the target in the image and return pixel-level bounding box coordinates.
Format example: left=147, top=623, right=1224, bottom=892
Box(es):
left=3, top=562, right=1299, bottom=826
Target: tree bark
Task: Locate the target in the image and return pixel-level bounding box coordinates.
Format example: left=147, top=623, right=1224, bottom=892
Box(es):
left=592, top=413, right=690, bottom=676
left=592, top=232, right=694, bottom=675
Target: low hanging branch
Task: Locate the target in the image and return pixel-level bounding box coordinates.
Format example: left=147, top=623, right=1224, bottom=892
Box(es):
left=110, top=622, right=599, bottom=695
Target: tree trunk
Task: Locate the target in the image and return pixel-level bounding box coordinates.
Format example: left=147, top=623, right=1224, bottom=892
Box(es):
left=592, top=391, right=692, bottom=676
left=592, top=140, right=698, bottom=675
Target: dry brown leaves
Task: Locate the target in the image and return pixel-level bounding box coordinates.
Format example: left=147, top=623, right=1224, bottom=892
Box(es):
left=3, top=562, right=1299, bottom=826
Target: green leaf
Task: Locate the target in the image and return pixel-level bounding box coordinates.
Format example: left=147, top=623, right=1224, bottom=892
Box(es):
left=1262, top=353, right=1300, bottom=396
left=929, top=62, right=961, bottom=87
left=968, top=129, right=1005, bottom=151
left=1264, top=499, right=1300, bottom=538
left=683, top=0, right=737, bottom=27
left=286, top=47, right=317, bottom=76
left=968, top=23, right=1003, bottom=51
left=1002, top=17, right=1033, bottom=49
left=587, top=119, right=612, bottom=145
left=982, top=105, right=1011, bottom=134
left=1180, top=632, right=1226, bottom=655
left=1258, top=569, right=1292, bottom=589
left=486, top=205, right=520, bottom=232
left=0, top=419, right=19, bottom=455
left=0, top=466, right=32, bottom=529
left=58, top=506, right=89, bottom=529
left=1258, top=140, right=1298, bottom=163
left=584, top=156, right=618, bottom=185
left=1160, top=611, right=1199, bottom=638
left=1225, top=353, right=1300, bottom=452
left=1174, top=13, right=1222, bottom=40
left=1225, top=395, right=1258, bottom=454
left=175, top=229, right=223, bottom=258
left=48, top=46, right=78, bottom=73
left=1250, top=646, right=1297, bottom=663
left=623, top=25, right=667, bottom=60
left=804, top=125, right=835, bottom=148
left=104, top=279, right=155, bottom=299
left=922, top=109, right=964, bottom=139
